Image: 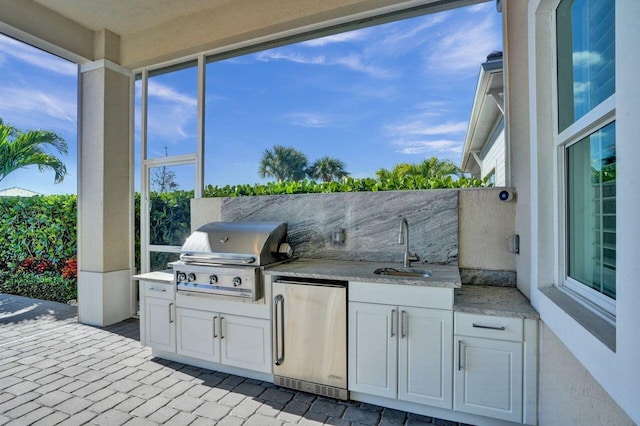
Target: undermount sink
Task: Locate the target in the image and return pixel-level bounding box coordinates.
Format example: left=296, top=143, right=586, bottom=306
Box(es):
left=373, top=267, right=432, bottom=278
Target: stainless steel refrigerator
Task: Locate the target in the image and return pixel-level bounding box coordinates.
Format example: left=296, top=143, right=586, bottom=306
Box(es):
left=272, top=278, right=348, bottom=400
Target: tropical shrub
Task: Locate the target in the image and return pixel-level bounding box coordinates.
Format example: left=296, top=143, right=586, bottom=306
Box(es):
left=0, top=271, right=76, bottom=303
left=0, top=194, right=77, bottom=302
left=0, top=194, right=76, bottom=271
left=203, top=175, right=488, bottom=197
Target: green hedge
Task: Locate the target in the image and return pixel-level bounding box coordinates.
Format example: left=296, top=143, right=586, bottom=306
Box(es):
left=203, top=175, right=487, bottom=197
left=0, top=271, right=76, bottom=303
left=0, top=194, right=76, bottom=271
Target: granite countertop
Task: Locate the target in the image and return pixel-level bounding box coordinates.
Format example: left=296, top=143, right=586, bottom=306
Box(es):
left=132, top=270, right=173, bottom=284
left=265, top=258, right=461, bottom=288
left=454, top=285, right=539, bottom=319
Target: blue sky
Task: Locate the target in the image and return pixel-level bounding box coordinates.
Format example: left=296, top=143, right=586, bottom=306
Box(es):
left=2, top=2, right=501, bottom=194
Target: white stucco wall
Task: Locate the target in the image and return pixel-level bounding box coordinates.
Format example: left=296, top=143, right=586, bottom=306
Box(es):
left=538, top=324, right=634, bottom=425
left=458, top=188, right=515, bottom=271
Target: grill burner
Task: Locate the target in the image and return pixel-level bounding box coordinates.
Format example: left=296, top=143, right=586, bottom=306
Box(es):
left=174, top=221, right=292, bottom=301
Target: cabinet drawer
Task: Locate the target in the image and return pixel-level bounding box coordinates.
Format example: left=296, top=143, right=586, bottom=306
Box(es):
left=143, top=281, right=175, bottom=300
left=454, top=312, right=522, bottom=342
left=349, top=281, right=454, bottom=310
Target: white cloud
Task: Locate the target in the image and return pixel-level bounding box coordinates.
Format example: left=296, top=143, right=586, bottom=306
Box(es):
left=0, top=85, right=76, bottom=130
left=393, top=139, right=462, bottom=155
left=573, top=51, right=604, bottom=67
left=302, top=29, right=371, bottom=47
left=0, top=34, right=76, bottom=76
left=333, top=54, right=398, bottom=79
left=574, top=81, right=591, bottom=95
left=466, top=3, right=493, bottom=13
left=385, top=119, right=468, bottom=137
left=256, top=50, right=326, bottom=65
left=147, top=80, right=197, bottom=108
left=286, top=112, right=330, bottom=128
left=424, top=12, right=501, bottom=74
left=374, top=14, right=447, bottom=55
left=255, top=49, right=396, bottom=79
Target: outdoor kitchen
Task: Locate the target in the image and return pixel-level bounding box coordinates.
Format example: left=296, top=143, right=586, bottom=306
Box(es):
left=134, top=188, right=539, bottom=426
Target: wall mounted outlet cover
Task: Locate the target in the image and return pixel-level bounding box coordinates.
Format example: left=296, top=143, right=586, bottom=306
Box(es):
left=332, top=229, right=345, bottom=245
left=508, top=234, right=520, bottom=254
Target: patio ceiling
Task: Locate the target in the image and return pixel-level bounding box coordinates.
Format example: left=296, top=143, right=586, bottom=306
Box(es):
left=0, top=0, right=485, bottom=69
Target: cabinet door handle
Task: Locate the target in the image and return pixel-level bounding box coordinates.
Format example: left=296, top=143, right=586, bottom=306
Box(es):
left=213, top=316, right=218, bottom=338
left=401, top=310, right=407, bottom=339
left=220, top=317, right=225, bottom=339
left=458, top=340, right=464, bottom=371
left=472, top=323, right=506, bottom=331
left=168, top=303, right=174, bottom=323
left=390, top=309, right=396, bottom=338
left=274, top=294, right=285, bottom=365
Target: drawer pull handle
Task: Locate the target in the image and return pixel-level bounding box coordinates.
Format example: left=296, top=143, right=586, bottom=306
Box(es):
left=472, top=323, right=506, bottom=331
left=390, top=309, right=396, bottom=338
left=149, top=287, right=166, bottom=292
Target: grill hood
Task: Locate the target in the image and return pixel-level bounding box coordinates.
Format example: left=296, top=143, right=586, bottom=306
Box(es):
left=179, top=221, right=291, bottom=266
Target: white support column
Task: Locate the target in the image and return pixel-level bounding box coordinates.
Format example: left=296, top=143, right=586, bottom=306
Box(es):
left=77, top=39, right=134, bottom=326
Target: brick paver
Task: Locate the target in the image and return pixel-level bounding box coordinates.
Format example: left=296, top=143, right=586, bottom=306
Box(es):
left=1, top=294, right=473, bottom=425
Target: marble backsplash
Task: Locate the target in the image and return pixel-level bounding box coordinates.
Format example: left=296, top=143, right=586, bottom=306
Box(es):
left=217, top=189, right=459, bottom=264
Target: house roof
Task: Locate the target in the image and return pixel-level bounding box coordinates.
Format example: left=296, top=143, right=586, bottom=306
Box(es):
left=460, top=54, right=504, bottom=174
left=0, top=187, right=41, bottom=197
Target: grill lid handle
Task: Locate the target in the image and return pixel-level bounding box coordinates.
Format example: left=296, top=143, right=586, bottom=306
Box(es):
left=180, top=254, right=256, bottom=264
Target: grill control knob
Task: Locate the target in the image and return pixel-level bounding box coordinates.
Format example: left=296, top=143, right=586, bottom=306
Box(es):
left=177, top=272, right=187, bottom=282
left=232, top=277, right=242, bottom=287
left=209, top=275, right=218, bottom=284
left=187, top=273, right=196, bottom=282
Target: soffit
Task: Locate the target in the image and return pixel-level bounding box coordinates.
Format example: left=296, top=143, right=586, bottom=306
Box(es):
left=32, top=0, right=233, bottom=35
left=461, top=60, right=503, bottom=172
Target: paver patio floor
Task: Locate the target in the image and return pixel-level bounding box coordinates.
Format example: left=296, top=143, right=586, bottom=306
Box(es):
left=0, top=294, right=461, bottom=426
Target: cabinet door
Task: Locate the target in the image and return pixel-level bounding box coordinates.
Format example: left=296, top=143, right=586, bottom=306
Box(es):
left=398, top=307, right=453, bottom=409
left=454, top=336, right=523, bottom=423
left=176, top=307, right=219, bottom=362
left=144, top=297, right=175, bottom=353
left=348, top=302, right=397, bottom=398
left=219, top=314, right=271, bottom=373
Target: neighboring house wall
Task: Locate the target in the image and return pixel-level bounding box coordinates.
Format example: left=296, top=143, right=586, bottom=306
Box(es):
left=479, top=120, right=506, bottom=186
left=0, top=187, right=40, bottom=197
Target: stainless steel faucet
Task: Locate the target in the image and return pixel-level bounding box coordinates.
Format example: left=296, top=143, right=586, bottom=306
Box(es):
left=398, top=216, right=420, bottom=267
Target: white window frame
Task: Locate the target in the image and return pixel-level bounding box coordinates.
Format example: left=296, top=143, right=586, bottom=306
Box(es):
left=550, top=2, right=616, bottom=320
left=139, top=58, right=205, bottom=273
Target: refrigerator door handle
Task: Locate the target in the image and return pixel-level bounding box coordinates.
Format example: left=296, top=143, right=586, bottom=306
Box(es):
left=274, top=294, right=285, bottom=366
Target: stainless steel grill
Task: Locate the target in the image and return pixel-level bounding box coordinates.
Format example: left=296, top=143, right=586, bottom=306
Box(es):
left=173, top=221, right=293, bottom=300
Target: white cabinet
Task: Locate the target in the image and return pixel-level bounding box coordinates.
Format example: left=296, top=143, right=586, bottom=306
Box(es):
left=176, top=307, right=271, bottom=374
left=349, top=301, right=453, bottom=409
left=453, top=312, right=525, bottom=423
left=142, top=281, right=176, bottom=353
left=219, top=314, right=271, bottom=373
left=398, top=307, right=453, bottom=407
left=349, top=302, right=397, bottom=398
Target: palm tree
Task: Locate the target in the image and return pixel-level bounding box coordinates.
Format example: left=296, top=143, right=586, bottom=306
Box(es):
left=259, top=145, right=308, bottom=182
left=0, top=119, right=68, bottom=184
left=307, top=156, right=349, bottom=182
left=376, top=157, right=461, bottom=181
